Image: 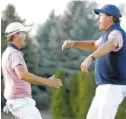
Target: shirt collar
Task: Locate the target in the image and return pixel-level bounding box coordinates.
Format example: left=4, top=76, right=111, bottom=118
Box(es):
left=8, top=43, right=20, bottom=51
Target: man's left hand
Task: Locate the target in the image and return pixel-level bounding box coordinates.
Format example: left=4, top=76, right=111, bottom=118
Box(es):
left=81, top=55, right=93, bottom=73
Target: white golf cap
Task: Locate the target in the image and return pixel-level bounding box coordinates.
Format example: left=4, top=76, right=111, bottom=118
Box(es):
left=5, top=22, right=31, bottom=38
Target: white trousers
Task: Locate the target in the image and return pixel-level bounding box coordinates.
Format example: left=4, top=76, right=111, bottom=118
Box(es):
left=86, top=84, right=126, bottom=119
left=6, top=97, right=42, bottom=119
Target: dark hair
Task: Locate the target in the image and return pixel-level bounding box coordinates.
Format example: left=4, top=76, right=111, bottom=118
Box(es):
left=106, top=13, right=120, bottom=23
left=113, top=16, right=120, bottom=23
left=7, top=36, right=14, bottom=42
left=105, top=13, right=120, bottom=23
left=7, top=32, right=20, bottom=42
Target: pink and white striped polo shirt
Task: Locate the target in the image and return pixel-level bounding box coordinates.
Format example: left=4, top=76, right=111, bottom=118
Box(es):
left=2, top=46, right=31, bottom=100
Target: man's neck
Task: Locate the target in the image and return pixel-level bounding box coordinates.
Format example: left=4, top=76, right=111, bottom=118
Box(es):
left=9, top=42, right=21, bottom=50
left=106, top=22, right=114, bottom=31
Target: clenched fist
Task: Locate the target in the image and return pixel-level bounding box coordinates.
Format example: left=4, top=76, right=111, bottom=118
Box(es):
left=62, top=40, right=75, bottom=51
left=81, top=55, right=93, bottom=73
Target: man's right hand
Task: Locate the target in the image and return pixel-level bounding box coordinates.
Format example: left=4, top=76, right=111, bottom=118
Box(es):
left=62, top=40, right=75, bottom=51
left=46, top=75, right=62, bottom=88
left=14, top=64, right=62, bottom=88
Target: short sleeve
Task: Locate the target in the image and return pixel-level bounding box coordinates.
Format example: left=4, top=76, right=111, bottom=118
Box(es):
left=108, top=30, right=123, bottom=52
left=9, top=51, right=25, bottom=70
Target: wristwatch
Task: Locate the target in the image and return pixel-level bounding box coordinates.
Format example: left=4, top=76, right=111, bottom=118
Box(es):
left=91, top=54, right=96, bottom=61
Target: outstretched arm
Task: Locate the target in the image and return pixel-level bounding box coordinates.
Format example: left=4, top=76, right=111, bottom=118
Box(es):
left=62, top=39, right=101, bottom=52
left=14, top=65, right=62, bottom=88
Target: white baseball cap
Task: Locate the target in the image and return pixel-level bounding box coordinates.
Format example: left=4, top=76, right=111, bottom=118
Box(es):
left=5, top=22, right=31, bottom=38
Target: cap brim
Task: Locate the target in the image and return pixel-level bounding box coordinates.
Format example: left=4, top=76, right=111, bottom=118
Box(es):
left=94, top=9, right=106, bottom=15
left=6, top=30, right=20, bottom=37
left=20, top=26, right=31, bottom=32
left=6, top=27, right=32, bottom=38
left=94, top=8, right=122, bottom=18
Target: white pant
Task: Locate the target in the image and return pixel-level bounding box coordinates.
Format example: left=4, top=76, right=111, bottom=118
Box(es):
left=6, top=97, right=42, bottom=119
left=86, top=84, right=126, bottom=119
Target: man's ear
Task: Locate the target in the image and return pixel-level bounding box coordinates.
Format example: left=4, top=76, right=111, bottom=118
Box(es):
left=108, top=16, right=113, bottom=22
left=13, top=33, right=19, bottom=39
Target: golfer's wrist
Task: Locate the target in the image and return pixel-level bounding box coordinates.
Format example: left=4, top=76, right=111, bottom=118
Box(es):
left=91, top=54, right=96, bottom=61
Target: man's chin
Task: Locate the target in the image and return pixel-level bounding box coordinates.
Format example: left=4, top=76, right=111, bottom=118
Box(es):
left=99, top=27, right=105, bottom=32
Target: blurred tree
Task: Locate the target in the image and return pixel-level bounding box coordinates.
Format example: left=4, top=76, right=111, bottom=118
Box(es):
left=69, top=74, right=79, bottom=118
left=35, top=11, right=59, bottom=76
left=51, top=70, right=71, bottom=119
left=32, top=85, right=50, bottom=110
left=115, top=99, right=126, bottom=119
left=35, top=1, right=101, bottom=77
left=76, top=72, right=96, bottom=119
